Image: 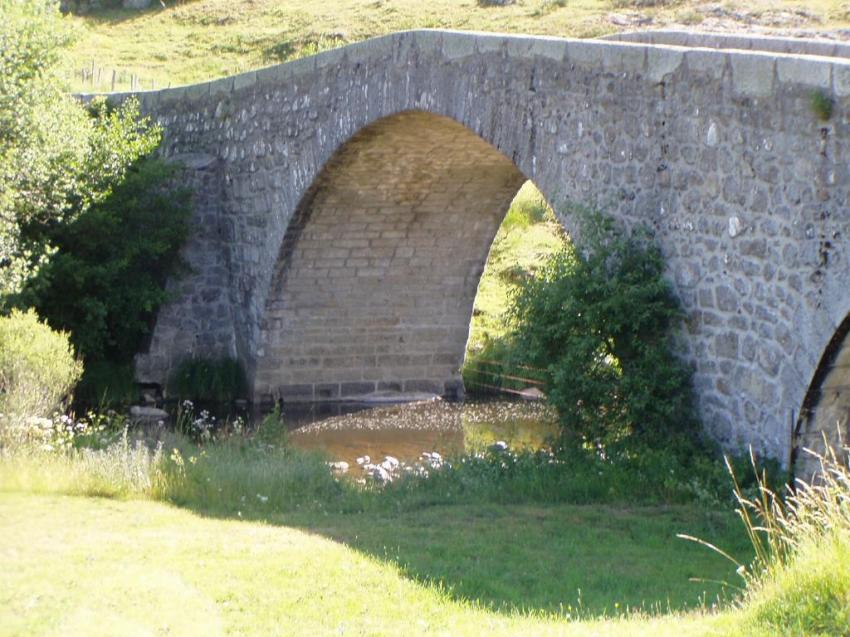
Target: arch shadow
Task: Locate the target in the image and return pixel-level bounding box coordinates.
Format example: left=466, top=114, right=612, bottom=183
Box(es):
left=254, top=110, right=555, bottom=406
left=793, top=313, right=850, bottom=478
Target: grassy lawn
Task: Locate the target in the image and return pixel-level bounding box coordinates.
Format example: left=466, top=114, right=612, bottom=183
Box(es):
left=60, top=0, right=850, bottom=92
left=0, top=492, right=755, bottom=636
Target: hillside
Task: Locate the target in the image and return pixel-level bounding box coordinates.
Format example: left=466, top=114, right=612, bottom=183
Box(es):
left=62, top=0, right=850, bottom=92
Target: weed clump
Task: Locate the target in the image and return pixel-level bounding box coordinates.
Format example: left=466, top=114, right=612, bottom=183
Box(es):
left=732, top=446, right=850, bottom=633
left=168, top=357, right=248, bottom=404
left=810, top=90, right=834, bottom=122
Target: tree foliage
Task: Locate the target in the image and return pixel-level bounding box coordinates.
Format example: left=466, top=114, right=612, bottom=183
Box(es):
left=510, top=209, right=697, bottom=449
left=0, top=0, right=160, bottom=297
left=1, top=1, right=191, bottom=407
left=17, top=158, right=191, bottom=366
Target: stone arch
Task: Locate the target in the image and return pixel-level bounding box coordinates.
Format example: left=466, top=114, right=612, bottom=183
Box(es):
left=130, top=30, right=850, bottom=464
left=794, top=312, right=850, bottom=478
left=254, top=110, right=531, bottom=404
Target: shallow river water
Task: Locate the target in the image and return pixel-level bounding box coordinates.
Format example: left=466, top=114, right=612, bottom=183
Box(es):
left=282, top=398, right=558, bottom=472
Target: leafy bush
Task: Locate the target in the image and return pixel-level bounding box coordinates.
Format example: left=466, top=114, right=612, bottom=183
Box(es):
left=1, top=0, right=163, bottom=296
left=168, top=357, right=248, bottom=404
left=2, top=2, right=179, bottom=408
left=18, top=156, right=190, bottom=368
left=0, top=308, right=82, bottom=421
left=509, top=208, right=698, bottom=449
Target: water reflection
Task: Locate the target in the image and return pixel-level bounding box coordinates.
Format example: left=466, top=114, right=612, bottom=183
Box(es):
left=284, top=398, right=558, bottom=472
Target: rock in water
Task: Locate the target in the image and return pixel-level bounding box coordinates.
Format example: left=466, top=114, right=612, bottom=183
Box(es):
left=129, top=405, right=169, bottom=421
left=380, top=456, right=400, bottom=471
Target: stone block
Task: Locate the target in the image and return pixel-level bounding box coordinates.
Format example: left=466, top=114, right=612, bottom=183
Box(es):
left=340, top=381, right=377, bottom=396
left=832, top=61, right=850, bottom=97
left=403, top=379, right=443, bottom=394
left=474, top=33, right=506, bottom=55
left=442, top=32, right=476, bottom=60
left=684, top=49, right=726, bottom=81
left=715, top=332, right=739, bottom=359
left=233, top=70, right=258, bottom=92
left=528, top=37, right=568, bottom=62
left=646, top=47, right=684, bottom=83
left=776, top=57, right=832, bottom=89
left=315, top=383, right=340, bottom=399
left=730, top=52, right=776, bottom=97
left=568, top=41, right=645, bottom=74
left=279, top=384, right=315, bottom=401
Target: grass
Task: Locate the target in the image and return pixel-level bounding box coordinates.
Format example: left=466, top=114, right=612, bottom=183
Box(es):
left=466, top=182, right=566, bottom=357
left=729, top=448, right=850, bottom=635
left=59, top=0, right=850, bottom=92
left=0, top=493, right=750, bottom=636
left=1, top=426, right=849, bottom=635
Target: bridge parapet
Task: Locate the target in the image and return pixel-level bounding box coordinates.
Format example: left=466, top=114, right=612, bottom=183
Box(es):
left=100, top=29, right=850, bottom=465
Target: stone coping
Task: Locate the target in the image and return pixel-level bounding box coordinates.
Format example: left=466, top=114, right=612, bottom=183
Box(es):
left=79, top=28, right=850, bottom=107
left=607, top=29, right=850, bottom=59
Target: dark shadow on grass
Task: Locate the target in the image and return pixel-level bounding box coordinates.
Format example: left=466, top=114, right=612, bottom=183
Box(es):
left=166, top=492, right=751, bottom=617
left=66, top=7, right=160, bottom=26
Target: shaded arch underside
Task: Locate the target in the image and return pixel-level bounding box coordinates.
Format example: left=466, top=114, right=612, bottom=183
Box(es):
left=795, top=314, right=850, bottom=478
left=254, top=111, right=526, bottom=403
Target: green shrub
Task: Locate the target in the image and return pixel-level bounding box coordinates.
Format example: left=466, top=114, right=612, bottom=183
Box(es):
left=168, top=357, right=248, bottom=403
left=1, top=0, right=163, bottom=298
left=0, top=308, right=82, bottom=420
left=509, top=208, right=698, bottom=449
left=18, top=155, right=191, bottom=369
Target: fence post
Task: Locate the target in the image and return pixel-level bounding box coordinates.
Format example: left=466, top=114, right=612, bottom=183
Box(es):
left=111, top=69, right=116, bottom=92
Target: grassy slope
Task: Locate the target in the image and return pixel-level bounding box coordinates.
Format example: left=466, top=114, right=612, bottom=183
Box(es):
left=61, top=0, right=850, bottom=92
left=1, top=493, right=756, bottom=636
left=467, top=182, right=565, bottom=355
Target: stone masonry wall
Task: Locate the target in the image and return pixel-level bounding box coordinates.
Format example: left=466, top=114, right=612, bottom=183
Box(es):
left=255, top=112, right=523, bottom=402
left=135, top=153, right=241, bottom=384
left=107, top=30, right=850, bottom=465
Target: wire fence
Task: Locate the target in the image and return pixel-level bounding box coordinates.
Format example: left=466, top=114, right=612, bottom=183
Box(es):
left=72, top=61, right=165, bottom=93
left=464, top=358, right=549, bottom=399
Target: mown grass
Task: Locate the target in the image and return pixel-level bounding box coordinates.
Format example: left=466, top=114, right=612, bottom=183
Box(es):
left=60, top=0, right=850, bottom=92
left=0, top=492, right=741, bottom=637
left=0, top=425, right=754, bottom=620
left=2, top=430, right=849, bottom=635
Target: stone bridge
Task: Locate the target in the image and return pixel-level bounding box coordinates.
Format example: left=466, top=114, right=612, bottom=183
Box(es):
left=114, top=30, right=850, bottom=471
